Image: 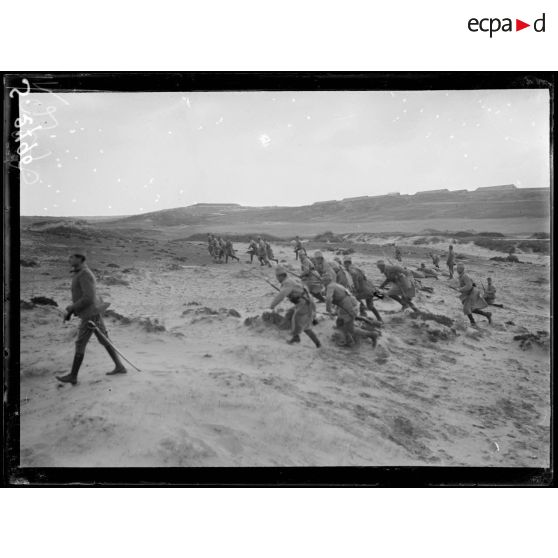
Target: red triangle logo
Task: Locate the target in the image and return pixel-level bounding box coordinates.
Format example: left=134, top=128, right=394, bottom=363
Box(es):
left=516, top=19, right=530, bottom=31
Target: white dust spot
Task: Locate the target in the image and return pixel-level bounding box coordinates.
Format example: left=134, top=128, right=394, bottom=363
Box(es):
left=402, top=98, right=407, bottom=103
left=72, top=198, right=77, bottom=203
left=74, top=156, right=79, bottom=160
left=463, top=153, right=468, bottom=158
left=168, top=131, right=173, bottom=135
left=306, top=115, right=311, bottom=120
left=198, top=126, right=203, bottom=131
left=291, top=98, right=296, bottom=103
left=449, top=135, right=454, bottom=139
left=259, top=134, right=271, bottom=148
left=93, top=168, right=97, bottom=173
left=216, top=117, right=223, bottom=125
left=50, top=135, right=57, bottom=138
left=69, top=129, right=76, bottom=134
left=57, top=163, right=62, bottom=168
left=99, top=149, right=104, bottom=154
left=419, top=108, right=424, bottom=113
left=435, top=114, right=440, bottom=119
left=287, top=123, right=293, bottom=128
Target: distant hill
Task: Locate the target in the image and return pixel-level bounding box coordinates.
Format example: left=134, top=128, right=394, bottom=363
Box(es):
left=84, top=186, right=550, bottom=228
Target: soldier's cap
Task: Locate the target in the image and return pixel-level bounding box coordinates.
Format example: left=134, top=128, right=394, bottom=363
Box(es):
left=487, top=277, right=492, bottom=281
left=314, top=250, right=323, bottom=258
left=333, top=256, right=342, bottom=263
left=274, top=266, right=287, bottom=277
left=70, top=248, right=87, bottom=259
left=343, top=255, right=352, bottom=263
left=456, top=263, right=465, bottom=270
left=376, top=259, right=386, bottom=267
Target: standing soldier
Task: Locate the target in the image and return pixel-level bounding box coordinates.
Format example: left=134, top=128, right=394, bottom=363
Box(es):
left=224, top=238, right=240, bottom=263
left=394, top=244, right=402, bottom=262
left=56, top=250, right=127, bottom=385
left=455, top=263, right=492, bottom=326
left=322, top=275, right=360, bottom=347
left=343, top=255, right=383, bottom=322
left=429, top=252, right=440, bottom=269
left=269, top=266, right=321, bottom=347
left=265, top=241, right=279, bottom=264
left=447, top=245, right=456, bottom=279
left=376, top=260, right=418, bottom=312
left=293, top=236, right=305, bottom=260
left=299, top=252, right=326, bottom=302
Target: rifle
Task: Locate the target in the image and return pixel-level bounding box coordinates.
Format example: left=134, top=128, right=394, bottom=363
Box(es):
left=260, top=275, right=280, bottom=291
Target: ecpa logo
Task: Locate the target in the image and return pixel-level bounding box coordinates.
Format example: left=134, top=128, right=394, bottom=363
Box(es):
left=468, top=13, right=546, bottom=37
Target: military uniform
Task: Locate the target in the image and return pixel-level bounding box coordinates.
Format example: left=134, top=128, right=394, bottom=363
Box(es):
left=447, top=247, right=456, bottom=278
left=345, top=260, right=382, bottom=322
left=270, top=273, right=320, bottom=347
left=484, top=282, right=496, bottom=304
left=294, top=237, right=305, bottom=260
left=378, top=262, right=418, bottom=311
left=300, top=254, right=325, bottom=302
left=57, top=258, right=126, bottom=384
left=224, top=239, right=239, bottom=263
left=325, top=281, right=359, bottom=346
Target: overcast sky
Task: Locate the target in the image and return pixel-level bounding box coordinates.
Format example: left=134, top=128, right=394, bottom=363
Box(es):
left=19, top=89, right=550, bottom=216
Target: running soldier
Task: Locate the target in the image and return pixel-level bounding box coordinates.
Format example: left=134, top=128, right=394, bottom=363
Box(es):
left=394, top=245, right=402, bottom=262
left=56, top=250, right=126, bottom=385
left=429, top=252, right=441, bottom=269
left=343, top=255, right=383, bottom=322
left=483, top=277, right=503, bottom=307
left=419, top=262, right=439, bottom=279
left=455, top=263, right=492, bottom=326
left=293, top=236, right=305, bottom=260
left=257, top=237, right=271, bottom=267
left=299, top=252, right=326, bottom=302
left=247, top=238, right=258, bottom=263
left=269, top=266, right=321, bottom=347
left=322, top=275, right=360, bottom=347
left=313, top=251, right=337, bottom=283
left=376, top=260, right=418, bottom=312
left=224, top=238, right=240, bottom=263
left=265, top=241, right=279, bottom=264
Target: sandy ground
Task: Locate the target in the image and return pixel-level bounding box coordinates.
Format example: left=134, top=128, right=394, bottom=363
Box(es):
left=19, top=230, right=550, bottom=467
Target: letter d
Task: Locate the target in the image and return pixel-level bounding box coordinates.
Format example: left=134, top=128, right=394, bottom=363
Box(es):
left=534, top=13, right=545, bottom=32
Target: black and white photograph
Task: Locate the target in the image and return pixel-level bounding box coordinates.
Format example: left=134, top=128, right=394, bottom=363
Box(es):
left=6, top=73, right=552, bottom=478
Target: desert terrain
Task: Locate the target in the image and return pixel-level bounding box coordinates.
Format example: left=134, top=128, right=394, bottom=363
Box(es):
left=18, top=208, right=551, bottom=467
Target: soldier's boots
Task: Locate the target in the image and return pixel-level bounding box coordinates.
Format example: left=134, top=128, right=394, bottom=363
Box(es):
left=304, top=330, right=321, bottom=348
left=473, top=309, right=492, bottom=324
left=287, top=334, right=301, bottom=344
left=56, top=352, right=84, bottom=385
left=105, top=344, right=127, bottom=375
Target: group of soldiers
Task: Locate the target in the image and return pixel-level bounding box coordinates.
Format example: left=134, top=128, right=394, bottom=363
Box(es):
left=207, top=234, right=240, bottom=263
left=265, top=240, right=501, bottom=349
left=54, top=236, right=504, bottom=385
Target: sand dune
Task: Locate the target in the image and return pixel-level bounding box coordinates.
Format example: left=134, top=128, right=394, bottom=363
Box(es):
left=19, top=232, right=550, bottom=467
